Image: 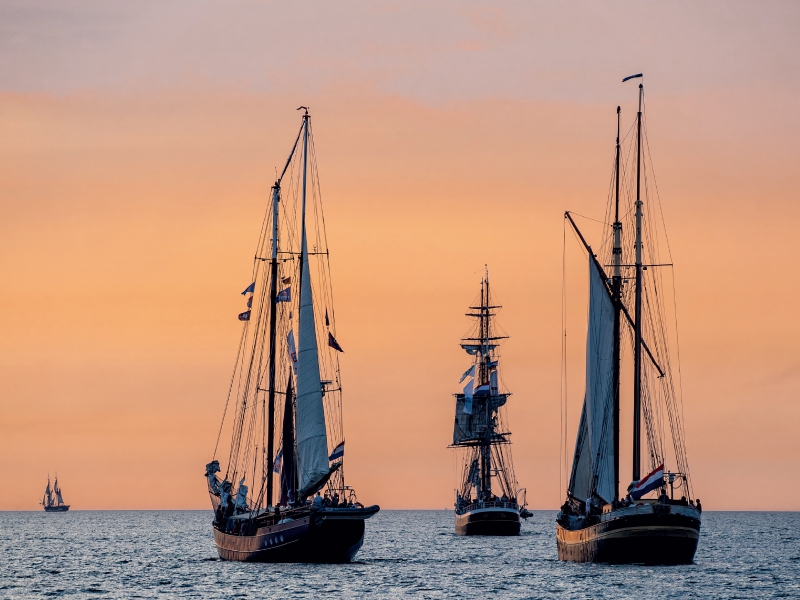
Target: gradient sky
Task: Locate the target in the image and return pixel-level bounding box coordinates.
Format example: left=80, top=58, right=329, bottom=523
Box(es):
left=1, top=1, right=799, bottom=511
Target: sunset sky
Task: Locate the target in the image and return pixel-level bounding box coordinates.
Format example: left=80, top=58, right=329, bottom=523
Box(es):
left=1, top=1, right=798, bottom=511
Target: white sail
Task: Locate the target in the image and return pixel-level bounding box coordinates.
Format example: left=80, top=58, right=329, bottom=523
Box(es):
left=294, top=233, right=330, bottom=496
left=568, top=259, right=615, bottom=503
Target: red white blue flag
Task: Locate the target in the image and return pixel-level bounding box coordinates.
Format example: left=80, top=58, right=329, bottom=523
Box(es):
left=329, top=441, right=345, bottom=461
left=474, top=381, right=491, bottom=395
left=276, top=287, right=291, bottom=302
left=630, top=464, right=664, bottom=500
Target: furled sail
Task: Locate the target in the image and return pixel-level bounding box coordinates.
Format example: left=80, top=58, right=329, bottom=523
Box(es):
left=295, top=234, right=330, bottom=497
left=568, top=258, right=615, bottom=503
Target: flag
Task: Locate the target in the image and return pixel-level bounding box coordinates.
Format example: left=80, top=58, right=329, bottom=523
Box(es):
left=630, top=464, right=665, bottom=500
left=329, top=441, right=345, bottom=461
left=241, top=282, right=255, bottom=295
left=238, top=310, right=251, bottom=321
left=462, top=379, right=474, bottom=414
left=287, top=331, right=297, bottom=374
left=276, top=287, right=291, bottom=302
left=328, top=332, right=344, bottom=352
left=281, top=276, right=291, bottom=284
left=474, top=381, right=490, bottom=395
left=273, top=448, right=283, bottom=474
left=246, top=296, right=253, bottom=308
left=459, top=365, right=475, bottom=383
left=325, top=309, right=329, bottom=327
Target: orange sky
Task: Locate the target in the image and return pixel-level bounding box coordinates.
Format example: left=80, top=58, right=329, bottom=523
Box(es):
left=1, top=1, right=799, bottom=511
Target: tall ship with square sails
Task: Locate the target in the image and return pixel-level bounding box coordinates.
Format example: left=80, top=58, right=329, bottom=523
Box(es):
left=451, top=270, right=531, bottom=535
left=41, top=474, right=70, bottom=512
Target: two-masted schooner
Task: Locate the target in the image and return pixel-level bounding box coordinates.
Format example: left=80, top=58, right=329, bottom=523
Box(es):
left=557, top=77, right=701, bottom=564
left=451, top=271, right=530, bottom=535
left=41, top=474, right=69, bottom=512
left=205, top=109, right=379, bottom=563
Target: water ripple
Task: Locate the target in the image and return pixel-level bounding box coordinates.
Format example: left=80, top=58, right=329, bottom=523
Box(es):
left=1, top=511, right=798, bottom=598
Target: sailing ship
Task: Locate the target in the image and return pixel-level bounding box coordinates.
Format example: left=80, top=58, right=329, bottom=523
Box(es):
left=556, top=76, right=701, bottom=564
left=451, top=270, right=530, bottom=536
left=205, top=108, right=379, bottom=563
left=41, top=474, right=70, bottom=512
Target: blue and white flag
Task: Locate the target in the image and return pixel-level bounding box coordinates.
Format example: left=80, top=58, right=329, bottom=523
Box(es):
left=459, top=365, right=475, bottom=383
left=241, top=282, right=255, bottom=295
left=462, top=379, right=474, bottom=414
left=329, top=441, right=345, bottom=461
left=276, top=287, right=291, bottom=303
left=630, top=464, right=664, bottom=500
left=238, top=310, right=251, bottom=321
left=273, top=448, right=283, bottom=474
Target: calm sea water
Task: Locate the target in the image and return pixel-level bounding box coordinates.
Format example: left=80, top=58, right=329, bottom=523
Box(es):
left=1, top=510, right=798, bottom=598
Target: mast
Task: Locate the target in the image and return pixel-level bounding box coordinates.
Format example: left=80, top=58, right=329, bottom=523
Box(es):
left=481, top=274, right=491, bottom=499
left=265, top=182, right=280, bottom=508
left=612, top=106, right=622, bottom=501
left=294, top=107, right=330, bottom=497
left=632, top=83, right=644, bottom=482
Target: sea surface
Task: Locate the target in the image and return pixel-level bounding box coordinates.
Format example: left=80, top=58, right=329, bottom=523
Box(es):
left=1, top=510, right=798, bottom=598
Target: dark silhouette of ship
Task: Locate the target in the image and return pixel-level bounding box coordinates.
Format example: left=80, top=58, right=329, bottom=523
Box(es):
left=42, top=474, right=69, bottom=512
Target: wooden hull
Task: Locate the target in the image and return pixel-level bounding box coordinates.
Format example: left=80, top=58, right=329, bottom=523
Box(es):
left=214, top=506, right=379, bottom=563
left=556, top=507, right=701, bottom=564
left=455, top=506, right=521, bottom=536
left=43, top=505, right=70, bottom=512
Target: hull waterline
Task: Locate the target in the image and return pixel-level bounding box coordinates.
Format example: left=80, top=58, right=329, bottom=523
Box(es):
left=455, top=506, right=521, bottom=536
left=43, top=505, right=70, bottom=512
left=556, top=506, right=700, bottom=564
left=214, top=505, right=379, bottom=563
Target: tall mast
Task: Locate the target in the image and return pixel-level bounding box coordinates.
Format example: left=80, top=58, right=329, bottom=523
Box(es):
left=265, top=182, right=280, bottom=508
left=632, top=83, right=644, bottom=482
left=298, top=109, right=310, bottom=323
left=481, top=271, right=491, bottom=499
left=612, top=106, right=622, bottom=501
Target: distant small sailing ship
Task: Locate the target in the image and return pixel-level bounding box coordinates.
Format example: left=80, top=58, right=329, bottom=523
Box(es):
left=557, top=76, right=701, bottom=564
left=41, top=474, right=70, bottom=512
left=450, top=270, right=530, bottom=535
left=205, top=108, right=378, bottom=563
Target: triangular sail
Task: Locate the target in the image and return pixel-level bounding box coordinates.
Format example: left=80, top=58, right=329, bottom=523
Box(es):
left=568, top=258, right=615, bottom=503
left=294, top=233, right=330, bottom=497
left=280, top=374, right=296, bottom=506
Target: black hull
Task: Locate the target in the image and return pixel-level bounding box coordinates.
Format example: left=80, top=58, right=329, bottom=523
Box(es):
left=556, top=508, right=700, bottom=564
left=43, top=505, right=70, bottom=512
left=214, top=506, right=379, bottom=563
left=455, top=507, right=521, bottom=536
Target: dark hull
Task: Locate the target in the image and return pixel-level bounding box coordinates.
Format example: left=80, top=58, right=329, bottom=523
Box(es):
left=43, top=505, right=70, bottom=512
left=455, top=507, right=521, bottom=536
left=214, top=506, right=379, bottom=563
left=556, top=508, right=700, bottom=564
